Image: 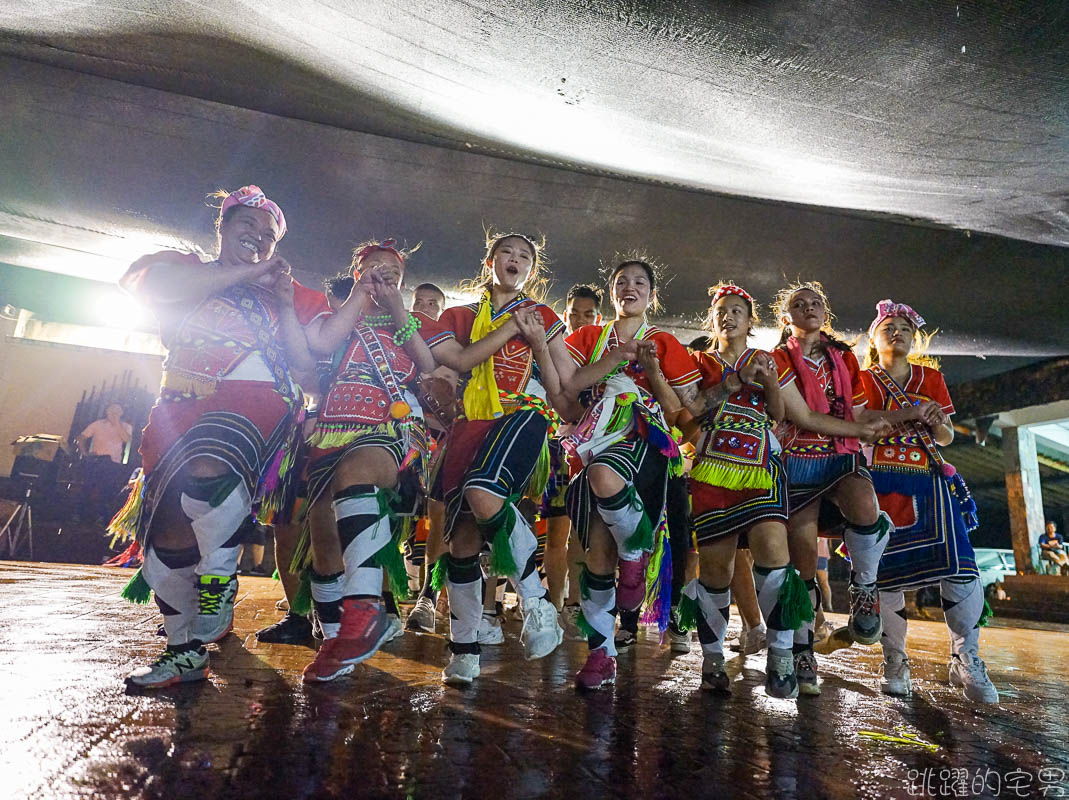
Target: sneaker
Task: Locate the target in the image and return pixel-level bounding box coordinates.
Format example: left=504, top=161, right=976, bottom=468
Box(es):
left=275, top=597, right=290, bottom=612
left=813, top=625, right=854, bottom=655
left=383, top=612, right=404, bottom=644
left=881, top=651, right=912, bottom=697
left=191, top=574, right=238, bottom=644
left=847, top=581, right=882, bottom=645
left=256, top=611, right=313, bottom=644
left=478, top=613, right=505, bottom=645
left=126, top=645, right=209, bottom=688
left=301, top=599, right=390, bottom=683
left=813, top=620, right=837, bottom=643
left=575, top=647, right=617, bottom=690
left=734, top=623, right=767, bottom=656
left=794, top=648, right=821, bottom=696
left=520, top=596, right=564, bottom=660
left=310, top=609, right=324, bottom=640
left=949, top=653, right=999, bottom=704
left=765, top=646, right=799, bottom=699
left=700, top=654, right=731, bottom=693
left=616, top=556, right=648, bottom=612
left=405, top=596, right=437, bottom=633
left=442, top=652, right=481, bottom=687
left=561, top=604, right=586, bottom=641
left=614, top=628, right=638, bottom=650
left=666, top=613, right=692, bottom=654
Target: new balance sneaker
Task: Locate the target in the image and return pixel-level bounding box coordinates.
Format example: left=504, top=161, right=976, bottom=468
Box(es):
left=520, top=596, right=564, bottom=660
left=442, top=653, right=481, bottom=687
left=765, top=646, right=799, bottom=699
left=731, top=623, right=767, bottom=655
left=405, top=596, right=437, bottom=633
left=575, top=647, right=617, bottom=690
left=700, top=653, right=730, bottom=693
left=191, top=574, right=238, bottom=644
left=949, top=653, right=999, bottom=704
left=666, top=610, right=692, bottom=654
left=847, top=580, right=882, bottom=645
left=301, top=598, right=390, bottom=683
left=881, top=651, right=912, bottom=697
left=256, top=611, right=313, bottom=644
left=616, top=556, right=648, bottom=612
left=383, top=612, right=404, bottom=644
left=794, top=648, right=821, bottom=696
left=477, top=613, right=505, bottom=645
left=126, top=645, right=209, bottom=688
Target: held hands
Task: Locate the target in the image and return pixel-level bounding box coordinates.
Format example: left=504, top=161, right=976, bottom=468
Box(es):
left=858, top=417, right=892, bottom=442
left=914, top=400, right=946, bottom=428
left=635, top=341, right=660, bottom=374
left=513, top=307, right=547, bottom=351
left=252, top=254, right=292, bottom=290
left=371, top=280, right=407, bottom=319
left=740, top=353, right=777, bottom=387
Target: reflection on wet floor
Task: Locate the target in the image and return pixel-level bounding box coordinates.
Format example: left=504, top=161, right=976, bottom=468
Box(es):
left=1, top=562, right=1066, bottom=799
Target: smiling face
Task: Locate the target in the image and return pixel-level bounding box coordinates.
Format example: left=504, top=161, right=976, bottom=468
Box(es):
left=783, top=288, right=827, bottom=335
left=218, top=205, right=280, bottom=265
left=611, top=263, right=653, bottom=318
left=488, top=236, right=535, bottom=293
left=712, top=295, right=752, bottom=347
left=874, top=316, right=915, bottom=361
left=358, top=249, right=405, bottom=289
left=566, top=296, right=600, bottom=334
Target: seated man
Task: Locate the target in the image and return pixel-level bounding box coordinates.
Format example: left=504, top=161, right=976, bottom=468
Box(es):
left=1039, top=521, right=1069, bottom=574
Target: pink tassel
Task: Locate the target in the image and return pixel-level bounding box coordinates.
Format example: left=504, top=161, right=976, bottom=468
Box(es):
left=260, top=447, right=286, bottom=495
left=942, top=462, right=957, bottom=478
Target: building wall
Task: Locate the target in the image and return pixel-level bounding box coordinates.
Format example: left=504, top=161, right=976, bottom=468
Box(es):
left=0, top=317, right=162, bottom=476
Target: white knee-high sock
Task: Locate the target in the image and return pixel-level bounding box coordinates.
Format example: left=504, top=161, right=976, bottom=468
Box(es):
left=685, top=579, right=731, bottom=658
left=310, top=569, right=343, bottom=639
left=753, top=565, right=794, bottom=651
left=793, top=578, right=819, bottom=652
left=579, top=569, right=618, bottom=657
left=843, top=511, right=891, bottom=585
left=181, top=478, right=251, bottom=577
left=445, top=554, right=483, bottom=653
left=941, top=577, right=984, bottom=658
left=880, top=589, right=908, bottom=658
left=142, top=544, right=200, bottom=646
left=333, top=486, right=391, bottom=598
left=595, top=487, right=648, bottom=563
left=478, top=502, right=546, bottom=603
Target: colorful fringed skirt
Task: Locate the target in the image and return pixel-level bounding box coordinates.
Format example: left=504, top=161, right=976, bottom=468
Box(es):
left=438, top=409, right=550, bottom=539
left=872, top=465, right=978, bottom=591
left=783, top=450, right=870, bottom=514
left=566, top=436, right=668, bottom=549
left=690, top=454, right=789, bottom=544
left=539, top=438, right=572, bottom=519
left=110, top=380, right=296, bottom=547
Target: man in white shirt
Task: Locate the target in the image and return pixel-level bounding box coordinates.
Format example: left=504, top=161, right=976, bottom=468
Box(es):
left=75, top=403, right=133, bottom=522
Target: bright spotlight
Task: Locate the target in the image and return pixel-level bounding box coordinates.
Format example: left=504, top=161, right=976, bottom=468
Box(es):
left=95, top=291, right=146, bottom=330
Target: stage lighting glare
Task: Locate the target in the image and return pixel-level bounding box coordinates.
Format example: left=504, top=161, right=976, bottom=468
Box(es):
left=95, top=292, right=145, bottom=330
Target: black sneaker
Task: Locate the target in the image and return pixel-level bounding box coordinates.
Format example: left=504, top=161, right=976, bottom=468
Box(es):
left=766, top=646, right=799, bottom=699
left=614, top=629, right=637, bottom=650
left=700, top=654, right=731, bottom=693
left=256, top=611, right=313, bottom=644
left=794, top=648, right=821, bottom=696
left=847, top=580, right=882, bottom=645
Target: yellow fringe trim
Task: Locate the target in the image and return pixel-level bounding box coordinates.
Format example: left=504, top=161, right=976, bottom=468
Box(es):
left=690, top=459, right=774, bottom=491
left=107, top=471, right=146, bottom=547
left=307, top=421, right=397, bottom=449
left=161, top=370, right=218, bottom=399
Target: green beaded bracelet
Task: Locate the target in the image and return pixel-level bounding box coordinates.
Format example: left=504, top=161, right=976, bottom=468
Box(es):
left=393, top=313, right=421, bottom=346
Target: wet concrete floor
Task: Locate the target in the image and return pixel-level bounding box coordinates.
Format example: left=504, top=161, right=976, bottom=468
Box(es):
left=1, top=562, right=1066, bottom=799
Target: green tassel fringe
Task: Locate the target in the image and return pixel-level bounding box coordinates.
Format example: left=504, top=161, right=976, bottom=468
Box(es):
left=271, top=568, right=280, bottom=581
left=489, top=525, right=519, bottom=577
left=578, top=566, right=591, bottom=601
left=574, top=609, right=596, bottom=640
left=777, top=565, right=815, bottom=629
left=291, top=569, right=312, bottom=616
left=375, top=529, right=412, bottom=602
left=623, top=503, right=655, bottom=553
left=120, top=567, right=153, bottom=605
left=676, top=592, right=698, bottom=632
left=526, top=440, right=552, bottom=500
left=430, top=556, right=447, bottom=591
left=979, top=598, right=993, bottom=627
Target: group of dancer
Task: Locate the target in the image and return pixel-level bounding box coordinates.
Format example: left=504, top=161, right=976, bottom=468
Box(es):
left=111, top=185, right=997, bottom=704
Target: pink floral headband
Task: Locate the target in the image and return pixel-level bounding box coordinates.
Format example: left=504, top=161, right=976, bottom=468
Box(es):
left=868, top=299, right=926, bottom=339
left=221, top=185, right=286, bottom=239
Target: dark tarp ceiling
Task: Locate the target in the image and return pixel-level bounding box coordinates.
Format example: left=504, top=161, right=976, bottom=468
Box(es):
left=1, top=1, right=1067, bottom=384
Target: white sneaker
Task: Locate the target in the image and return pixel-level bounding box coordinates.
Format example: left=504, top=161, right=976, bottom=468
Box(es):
left=442, top=652, right=481, bottom=687
left=406, top=597, right=437, bottom=633
left=738, top=623, right=767, bottom=656
left=477, top=613, right=505, bottom=645
left=949, top=653, right=999, bottom=704
left=561, top=605, right=586, bottom=641
left=520, top=596, right=564, bottom=660
left=383, top=612, right=404, bottom=643
left=666, top=617, right=692, bottom=654
left=881, top=651, right=912, bottom=697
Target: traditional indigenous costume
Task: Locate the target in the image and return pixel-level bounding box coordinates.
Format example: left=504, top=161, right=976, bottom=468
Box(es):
left=860, top=300, right=993, bottom=701
left=562, top=320, right=699, bottom=662
left=297, top=242, right=432, bottom=681
left=771, top=334, right=891, bottom=653
left=423, top=291, right=564, bottom=660
left=112, top=186, right=330, bottom=674
left=682, top=335, right=810, bottom=669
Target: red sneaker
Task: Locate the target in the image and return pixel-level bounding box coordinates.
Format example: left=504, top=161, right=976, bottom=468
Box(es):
left=301, top=598, right=389, bottom=683
left=575, top=647, right=617, bottom=690
left=616, top=555, right=648, bottom=612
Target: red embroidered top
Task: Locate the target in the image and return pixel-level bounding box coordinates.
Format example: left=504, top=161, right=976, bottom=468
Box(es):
left=564, top=323, right=700, bottom=393
left=770, top=346, right=867, bottom=454
left=861, top=364, right=954, bottom=473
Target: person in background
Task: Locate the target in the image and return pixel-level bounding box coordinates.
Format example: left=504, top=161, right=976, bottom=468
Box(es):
left=1040, top=520, right=1068, bottom=573
left=76, top=402, right=134, bottom=523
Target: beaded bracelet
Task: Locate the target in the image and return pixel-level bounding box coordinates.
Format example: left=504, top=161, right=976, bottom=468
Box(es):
left=393, top=313, right=421, bottom=346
